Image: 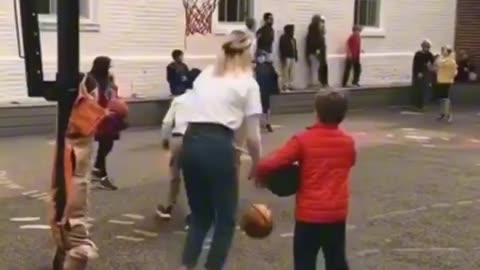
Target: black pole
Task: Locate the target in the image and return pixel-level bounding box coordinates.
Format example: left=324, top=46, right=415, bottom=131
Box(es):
left=53, top=0, right=80, bottom=222
left=17, top=0, right=45, bottom=97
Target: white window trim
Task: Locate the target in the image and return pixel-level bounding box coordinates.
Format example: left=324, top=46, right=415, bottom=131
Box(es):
left=213, top=20, right=246, bottom=35
left=212, top=0, right=254, bottom=35
left=358, top=0, right=386, bottom=38
left=39, top=0, right=100, bottom=32
left=361, top=26, right=385, bottom=38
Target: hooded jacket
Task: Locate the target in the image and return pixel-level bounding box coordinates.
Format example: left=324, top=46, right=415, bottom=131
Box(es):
left=256, top=123, right=356, bottom=223
left=436, top=54, right=458, bottom=84
left=306, top=21, right=326, bottom=56
left=279, top=25, right=298, bottom=61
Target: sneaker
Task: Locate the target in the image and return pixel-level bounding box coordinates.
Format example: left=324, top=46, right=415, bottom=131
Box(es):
left=437, top=114, right=445, bottom=121
left=91, top=169, right=103, bottom=182
left=184, top=214, right=191, bottom=231
left=52, top=248, right=65, bottom=270
left=353, top=83, right=361, bottom=87
left=156, top=205, right=173, bottom=220
left=265, top=124, right=274, bottom=133
left=447, top=115, right=453, bottom=123
left=98, top=177, right=118, bottom=190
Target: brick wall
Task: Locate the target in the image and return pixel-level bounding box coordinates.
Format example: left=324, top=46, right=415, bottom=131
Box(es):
left=455, top=0, right=480, bottom=69
left=0, top=0, right=457, bottom=104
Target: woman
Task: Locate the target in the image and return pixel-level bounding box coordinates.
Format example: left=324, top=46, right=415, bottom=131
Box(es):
left=177, top=30, right=262, bottom=270
left=435, top=46, right=457, bottom=123
left=306, top=15, right=328, bottom=87
left=89, top=56, right=119, bottom=190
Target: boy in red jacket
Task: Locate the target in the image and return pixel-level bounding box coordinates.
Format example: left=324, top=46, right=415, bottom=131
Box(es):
left=256, top=90, right=355, bottom=270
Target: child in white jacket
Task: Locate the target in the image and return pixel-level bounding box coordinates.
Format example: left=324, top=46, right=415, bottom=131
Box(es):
left=156, top=68, right=201, bottom=229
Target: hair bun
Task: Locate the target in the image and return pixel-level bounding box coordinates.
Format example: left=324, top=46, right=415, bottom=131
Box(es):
left=222, top=30, right=252, bottom=54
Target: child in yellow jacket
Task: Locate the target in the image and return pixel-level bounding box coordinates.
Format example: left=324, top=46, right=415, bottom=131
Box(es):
left=435, top=46, right=457, bottom=123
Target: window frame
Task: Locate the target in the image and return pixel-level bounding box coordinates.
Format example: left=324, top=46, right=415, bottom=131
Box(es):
left=354, top=0, right=385, bottom=37
left=213, top=0, right=254, bottom=35
left=38, top=0, right=100, bottom=32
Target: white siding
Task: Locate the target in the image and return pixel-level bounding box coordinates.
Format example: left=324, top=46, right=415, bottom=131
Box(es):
left=0, top=0, right=457, bottom=103
left=284, top=0, right=457, bottom=88
left=0, top=0, right=185, bottom=103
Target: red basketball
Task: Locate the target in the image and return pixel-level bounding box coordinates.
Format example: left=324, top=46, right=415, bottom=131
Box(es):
left=240, top=204, right=273, bottom=239
left=108, top=98, right=129, bottom=118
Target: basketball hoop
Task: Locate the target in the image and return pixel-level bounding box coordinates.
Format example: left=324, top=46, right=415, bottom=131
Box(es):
left=183, top=0, right=218, bottom=36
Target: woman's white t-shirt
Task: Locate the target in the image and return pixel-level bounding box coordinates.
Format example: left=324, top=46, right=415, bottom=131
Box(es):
left=185, top=65, right=262, bottom=130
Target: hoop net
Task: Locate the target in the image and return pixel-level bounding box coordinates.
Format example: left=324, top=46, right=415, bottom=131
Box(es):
left=183, top=0, right=218, bottom=36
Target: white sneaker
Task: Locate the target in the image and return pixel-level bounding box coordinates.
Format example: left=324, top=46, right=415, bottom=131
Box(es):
left=447, top=115, right=453, bottom=123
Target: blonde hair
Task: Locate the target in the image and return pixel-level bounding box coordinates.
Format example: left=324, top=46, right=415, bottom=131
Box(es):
left=441, top=45, right=454, bottom=57
left=213, top=30, right=253, bottom=77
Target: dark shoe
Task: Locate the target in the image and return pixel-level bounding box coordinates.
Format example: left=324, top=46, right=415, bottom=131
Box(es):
left=156, top=205, right=173, bottom=220
left=52, top=248, right=65, bottom=270
left=353, top=83, right=361, bottom=87
left=91, top=169, right=103, bottom=182
left=265, top=124, right=274, bottom=133
left=437, top=114, right=445, bottom=121
left=414, top=106, right=425, bottom=112
left=98, top=177, right=118, bottom=190
left=184, top=214, right=191, bottom=231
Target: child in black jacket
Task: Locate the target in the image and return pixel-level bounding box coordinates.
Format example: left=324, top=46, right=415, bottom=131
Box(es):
left=256, top=51, right=279, bottom=132
left=279, top=24, right=298, bottom=91
left=166, top=50, right=189, bottom=96
left=411, top=40, right=435, bottom=110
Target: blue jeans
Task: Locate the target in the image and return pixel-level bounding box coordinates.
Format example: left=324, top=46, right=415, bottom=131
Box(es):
left=180, top=128, right=238, bottom=270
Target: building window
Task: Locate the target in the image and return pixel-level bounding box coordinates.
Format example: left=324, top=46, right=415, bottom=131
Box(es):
left=354, top=0, right=381, bottom=28
left=218, top=0, right=253, bottom=23
left=37, top=0, right=90, bottom=18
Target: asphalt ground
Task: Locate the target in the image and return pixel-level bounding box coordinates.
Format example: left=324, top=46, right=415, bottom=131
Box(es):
left=1, top=107, right=480, bottom=269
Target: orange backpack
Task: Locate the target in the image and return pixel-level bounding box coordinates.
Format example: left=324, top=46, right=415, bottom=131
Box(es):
left=67, top=75, right=107, bottom=137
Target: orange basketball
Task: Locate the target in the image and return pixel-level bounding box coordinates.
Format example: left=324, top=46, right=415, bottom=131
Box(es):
left=108, top=98, right=129, bottom=118
left=240, top=204, right=273, bottom=239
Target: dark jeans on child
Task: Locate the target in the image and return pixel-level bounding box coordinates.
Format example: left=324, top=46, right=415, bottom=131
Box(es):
left=342, top=58, right=361, bottom=86
left=94, top=139, right=114, bottom=177
left=294, top=221, right=349, bottom=270
left=181, top=123, right=238, bottom=270
left=318, top=50, right=329, bottom=86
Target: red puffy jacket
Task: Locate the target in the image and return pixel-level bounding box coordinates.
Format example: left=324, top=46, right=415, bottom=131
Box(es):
left=256, top=123, right=356, bottom=223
